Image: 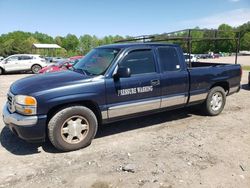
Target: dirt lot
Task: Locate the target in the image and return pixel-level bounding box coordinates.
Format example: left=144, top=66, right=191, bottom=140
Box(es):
left=0, top=57, right=249, bottom=188
left=201, top=55, right=250, bottom=66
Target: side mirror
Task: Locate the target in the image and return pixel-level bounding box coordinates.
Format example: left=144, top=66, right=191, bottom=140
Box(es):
left=114, top=67, right=131, bottom=79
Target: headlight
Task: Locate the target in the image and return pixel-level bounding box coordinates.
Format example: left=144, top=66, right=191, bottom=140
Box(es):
left=14, top=95, right=37, bottom=115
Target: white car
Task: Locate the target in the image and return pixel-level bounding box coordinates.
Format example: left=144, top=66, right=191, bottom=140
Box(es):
left=184, top=53, right=197, bottom=62
left=0, top=56, right=4, bottom=61
left=0, top=54, right=47, bottom=74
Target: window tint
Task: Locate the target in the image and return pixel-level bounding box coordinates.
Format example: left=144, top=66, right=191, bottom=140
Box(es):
left=158, top=47, right=180, bottom=71
left=120, top=49, right=155, bottom=75
left=20, top=56, right=32, bottom=60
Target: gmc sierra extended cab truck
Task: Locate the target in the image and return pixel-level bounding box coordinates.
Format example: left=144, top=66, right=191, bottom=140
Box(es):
left=2, top=43, right=241, bottom=151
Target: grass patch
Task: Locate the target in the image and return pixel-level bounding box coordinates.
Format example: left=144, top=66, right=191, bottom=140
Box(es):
left=242, top=66, right=250, bottom=71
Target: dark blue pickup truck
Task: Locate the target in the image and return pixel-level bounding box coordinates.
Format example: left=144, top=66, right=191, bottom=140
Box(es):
left=2, top=43, right=241, bottom=151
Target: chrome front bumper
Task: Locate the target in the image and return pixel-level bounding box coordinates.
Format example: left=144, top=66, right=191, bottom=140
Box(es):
left=2, top=104, right=38, bottom=126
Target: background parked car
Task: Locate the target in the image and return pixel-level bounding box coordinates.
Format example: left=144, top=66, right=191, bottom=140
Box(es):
left=39, top=56, right=83, bottom=73
left=45, top=56, right=66, bottom=63
left=184, top=53, right=197, bottom=62
left=0, top=54, right=47, bottom=74
left=196, top=54, right=212, bottom=59
left=69, top=56, right=83, bottom=62
left=213, top=54, right=220, bottom=58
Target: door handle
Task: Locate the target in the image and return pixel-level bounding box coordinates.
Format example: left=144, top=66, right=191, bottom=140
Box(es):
left=151, top=79, right=160, bottom=86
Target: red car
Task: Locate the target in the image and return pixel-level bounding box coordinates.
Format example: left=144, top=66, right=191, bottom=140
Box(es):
left=39, top=56, right=83, bottom=74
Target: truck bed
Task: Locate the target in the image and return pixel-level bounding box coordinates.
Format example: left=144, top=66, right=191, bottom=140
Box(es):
left=187, top=61, right=241, bottom=102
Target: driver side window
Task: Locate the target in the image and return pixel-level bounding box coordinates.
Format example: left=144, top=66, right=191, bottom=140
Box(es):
left=120, top=49, right=156, bottom=75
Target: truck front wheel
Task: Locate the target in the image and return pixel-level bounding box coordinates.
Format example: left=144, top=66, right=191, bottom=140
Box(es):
left=48, top=106, right=98, bottom=151
left=203, top=86, right=226, bottom=116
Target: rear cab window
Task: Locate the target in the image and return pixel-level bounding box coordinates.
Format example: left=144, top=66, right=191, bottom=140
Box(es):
left=158, top=47, right=182, bottom=72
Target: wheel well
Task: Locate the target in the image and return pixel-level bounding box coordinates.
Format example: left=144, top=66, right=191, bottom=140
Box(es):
left=31, top=64, right=42, bottom=68
left=210, top=82, right=229, bottom=94
left=0, top=67, right=4, bottom=74
left=46, top=100, right=102, bottom=125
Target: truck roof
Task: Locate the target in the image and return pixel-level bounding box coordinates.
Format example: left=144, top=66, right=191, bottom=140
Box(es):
left=97, top=43, right=180, bottom=49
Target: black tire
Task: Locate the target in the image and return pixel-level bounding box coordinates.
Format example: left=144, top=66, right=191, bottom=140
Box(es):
left=31, top=64, right=42, bottom=74
left=48, top=106, right=98, bottom=151
left=202, top=86, right=226, bottom=116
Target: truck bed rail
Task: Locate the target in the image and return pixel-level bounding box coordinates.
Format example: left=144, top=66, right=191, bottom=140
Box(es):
left=115, top=29, right=241, bottom=66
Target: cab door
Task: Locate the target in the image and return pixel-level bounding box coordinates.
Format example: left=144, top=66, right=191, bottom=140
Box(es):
left=105, top=48, right=161, bottom=119
left=157, top=47, right=189, bottom=108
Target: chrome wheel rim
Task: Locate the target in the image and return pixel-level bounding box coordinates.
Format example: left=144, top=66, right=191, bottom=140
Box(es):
left=210, top=92, right=223, bottom=111
left=33, top=65, right=40, bottom=73
left=61, top=116, right=89, bottom=144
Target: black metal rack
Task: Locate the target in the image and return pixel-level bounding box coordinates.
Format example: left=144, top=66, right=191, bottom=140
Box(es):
left=115, top=29, right=241, bottom=66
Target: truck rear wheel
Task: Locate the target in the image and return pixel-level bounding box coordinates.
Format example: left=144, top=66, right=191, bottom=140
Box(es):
left=203, top=86, right=226, bottom=116
left=48, top=106, right=98, bottom=151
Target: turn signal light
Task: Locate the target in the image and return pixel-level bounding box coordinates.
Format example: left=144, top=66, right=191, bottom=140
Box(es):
left=25, top=96, right=37, bottom=106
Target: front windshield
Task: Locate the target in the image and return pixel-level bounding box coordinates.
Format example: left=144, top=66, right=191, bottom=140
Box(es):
left=73, top=48, right=120, bottom=75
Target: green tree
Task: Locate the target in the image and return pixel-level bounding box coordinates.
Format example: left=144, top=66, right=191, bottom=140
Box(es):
left=0, top=39, right=15, bottom=56
left=0, top=31, right=31, bottom=56
left=57, top=48, right=68, bottom=57
left=79, top=35, right=93, bottom=54
left=62, top=34, right=79, bottom=51
left=23, top=36, right=39, bottom=53
left=54, top=36, right=64, bottom=47
left=33, top=32, right=54, bottom=43
left=241, top=32, right=250, bottom=50
left=217, top=24, right=235, bottom=53
left=237, top=21, right=250, bottom=37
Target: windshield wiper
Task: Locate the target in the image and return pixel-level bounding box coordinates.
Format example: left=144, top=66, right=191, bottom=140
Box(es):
left=72, top=67, right=88, bottom=75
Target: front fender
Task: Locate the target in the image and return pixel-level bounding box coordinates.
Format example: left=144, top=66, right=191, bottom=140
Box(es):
left=37, top=92, right=103, bottom=115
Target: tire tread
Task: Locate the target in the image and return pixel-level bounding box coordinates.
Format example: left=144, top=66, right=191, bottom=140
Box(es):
left=202, top=86, right=226, bottom=116
left=48, top=105, right=98, bottom=151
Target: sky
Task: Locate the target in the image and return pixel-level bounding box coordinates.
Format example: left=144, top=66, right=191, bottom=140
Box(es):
left=0, top=0, right=249, bottom=38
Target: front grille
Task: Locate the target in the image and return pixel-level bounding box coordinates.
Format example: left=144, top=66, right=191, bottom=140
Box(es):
left=7, top=92, right=15, bottom=113
left=7, top=94, right=12, bottom=104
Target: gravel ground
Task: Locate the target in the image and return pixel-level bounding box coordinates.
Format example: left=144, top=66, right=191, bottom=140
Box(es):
left=0, top=57, right=249, bottom=188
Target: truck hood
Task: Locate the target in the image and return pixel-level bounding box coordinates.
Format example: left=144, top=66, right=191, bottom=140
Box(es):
left=10, top=70, right=95, bottom=95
